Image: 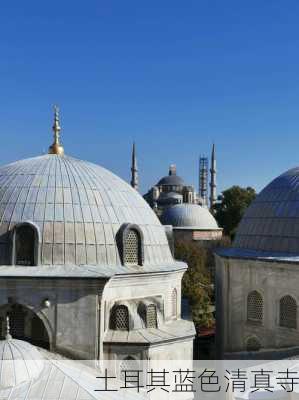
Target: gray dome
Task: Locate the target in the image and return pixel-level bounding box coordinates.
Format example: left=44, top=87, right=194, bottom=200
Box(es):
left=157, top=175, right=185, bottom=186
left=0, top=339, right=44, bottom=388
left=159, top=192, right=182, bottom=200
left=158, top=192, right=183, bottom=205
left=234, top=166, right=299, bottom=254
left=0, top=155, right=172, bottom=266
left=160, top=204, right=220, bottom=230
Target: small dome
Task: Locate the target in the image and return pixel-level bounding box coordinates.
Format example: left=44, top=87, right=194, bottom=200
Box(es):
left=159, top=192, right=182, bottom=200
left=157, top=164, right=185, bottom=187
left=158, top=192, right=183, bottom=205
left=234, top=166, right=299, bottom=254
left=160, top=204, right=220, bottom=230
left=0, top=339, right=44, bottom=388
left=158, top=175, right=185, bottom=186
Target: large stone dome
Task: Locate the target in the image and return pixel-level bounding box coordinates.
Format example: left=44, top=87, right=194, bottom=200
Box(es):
left=234, top=166, right=299, bottom=254
left=0, top=154, right=172, bottom=266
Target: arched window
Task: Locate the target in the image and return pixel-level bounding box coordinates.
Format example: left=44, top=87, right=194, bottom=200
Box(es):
left=171, top=289, right=177, bottom=317
left=117, top=224, right=144, bottom=267
left=280, top=295, right=297, bottom=329
left=8, top=306, right=26, bottom=339
left=0, top=305, right=50, bottom=349
left=247, top=291, right=263, bottom=324
left=110, top=305, right=129, bottom=331
left=13, top=223, right=38, bottom=266
left=124, top=229, right=139, bottom=265
left=246, top=337, right=261, bottom=352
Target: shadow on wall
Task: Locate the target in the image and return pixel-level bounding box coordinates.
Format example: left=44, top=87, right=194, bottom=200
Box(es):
left=0, top=303, right=50, bottom=350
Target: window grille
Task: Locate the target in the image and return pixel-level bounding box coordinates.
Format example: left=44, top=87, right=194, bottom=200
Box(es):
left=171, top=289, right=177, bottom=317
left=246, top=337, right=261, bottom=352
left=146, top=305, right=157, bottom=328
left=119, top=357, right=140, bottom=381
left=110, top=305, right=129, bottom=331
left=280, top=295, right=297, bottom=329
left=124, top=229, right=139, bottom=266
left=247, top=291, right=263, bottom=323
left=15, top=225, right=35, bottom=266
left=9, top=306, right=26, bottom=339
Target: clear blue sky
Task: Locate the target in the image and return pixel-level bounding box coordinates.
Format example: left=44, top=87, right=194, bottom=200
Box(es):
left=1, top=1, right=299, bottom=195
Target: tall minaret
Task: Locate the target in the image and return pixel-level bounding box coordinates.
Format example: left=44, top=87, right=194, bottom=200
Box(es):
left=130, top=142, right=139, bottom=191
left=209, top=143, right=217, bottom=212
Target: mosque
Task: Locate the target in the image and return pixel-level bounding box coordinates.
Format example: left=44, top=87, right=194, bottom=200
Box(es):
left=216, top=164, right=299, bottom=358
left=140, top=145, right=222, bottom=246
left=0, top=107, right=195, bottom=395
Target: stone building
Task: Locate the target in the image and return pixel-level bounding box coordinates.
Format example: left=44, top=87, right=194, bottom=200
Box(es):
left=141, top=144, right=221, bottom=247
left=0, top=108, right=195, bottom=372
left=216, top=165, right=299, bottom=358
left=143, top=164, right=196, bottom=216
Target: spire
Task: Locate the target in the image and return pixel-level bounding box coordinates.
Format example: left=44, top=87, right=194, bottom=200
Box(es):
left=5, top=315, right=12, bottom=340
left=49, top=105, right=65, bottom=156
left=209, top=143, right=217, bottom=213
left=130, top=142, right=139, bottom=191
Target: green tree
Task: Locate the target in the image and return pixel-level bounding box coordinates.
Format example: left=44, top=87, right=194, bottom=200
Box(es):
left=175, top=241, right=214, bottom=329
left=214, top=186, right=256, bottom=239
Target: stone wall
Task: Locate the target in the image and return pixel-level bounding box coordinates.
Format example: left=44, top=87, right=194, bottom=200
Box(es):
left=216, top=254, right=299, bottom=357
left=0, top=277, right=106, bottom=359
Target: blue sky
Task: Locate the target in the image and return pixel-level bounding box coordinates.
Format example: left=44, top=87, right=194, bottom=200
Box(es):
left=1, top=1, right=299, bottom=195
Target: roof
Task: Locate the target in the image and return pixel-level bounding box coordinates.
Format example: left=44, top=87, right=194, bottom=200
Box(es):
left=234, top=166, right=299, bottom=255
left=104, top=319, right=195, bottom=345
left=159, top=192, right=182, bottom=200
left=157, top=174, right=185, bottom=186
left=0, top=260, right=187, bottom=278
left=0, top=154, right=173, bottom=269
left=158, top=192, right=183, bottom=205
left=216, top=247, right=299, bottom=265
left=160, top=204, right=220, bottom=230
left=0, top=339, right=44, bottom=389
left=0, top=345, right=144, bottom=400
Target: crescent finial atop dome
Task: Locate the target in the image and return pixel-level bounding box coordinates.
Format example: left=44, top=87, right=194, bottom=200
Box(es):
left=49, top=105, right=65, bottom=156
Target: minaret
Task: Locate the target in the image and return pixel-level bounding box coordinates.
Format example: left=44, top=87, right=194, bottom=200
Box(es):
left=49, top=105, right=64, bottom=156
left=130, top=142, right=139, bottom=191
left=209, top=143, right=217, bottom=212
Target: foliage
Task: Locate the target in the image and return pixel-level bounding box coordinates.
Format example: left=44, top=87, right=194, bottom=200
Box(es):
left=176, top=242, right=211, bottom=329
left=214, top=185, right=256, bottom=239
left=175, top=238, right=231, bottom=330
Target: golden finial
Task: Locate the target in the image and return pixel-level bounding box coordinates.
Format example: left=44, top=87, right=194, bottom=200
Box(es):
left=48, top=105, right=65, bottom=156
